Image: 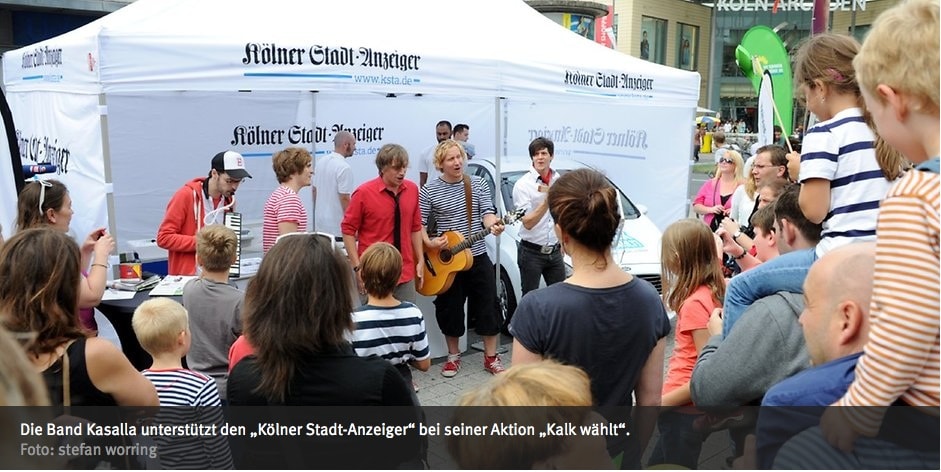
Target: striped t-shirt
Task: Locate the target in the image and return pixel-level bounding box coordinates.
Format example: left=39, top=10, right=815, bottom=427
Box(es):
left=838, top=169, right=940, bottom=435
left=419, top=175, right=495, bottom=256
left=350, top=302, right=430, bottom=366
left=262, top=185, right=307, bottom=252
left=142, top=369, right=233, bottom=469
left=799, top=107, right=894, bottom=256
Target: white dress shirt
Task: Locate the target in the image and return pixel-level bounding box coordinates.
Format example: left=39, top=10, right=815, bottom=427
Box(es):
left=512, top=167, right=559, bottom=246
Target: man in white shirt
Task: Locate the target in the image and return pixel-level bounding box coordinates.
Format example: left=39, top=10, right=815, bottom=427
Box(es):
left=418, top=120, right=452, bottom=187
left=312, top=130, right=355, bottom=235
left=512, top=137, right=565, bottom=297
left=452, top=123, right=475, bottom=158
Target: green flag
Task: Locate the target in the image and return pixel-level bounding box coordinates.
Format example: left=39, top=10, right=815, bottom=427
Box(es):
left=736, top=25, right=793, bottom=136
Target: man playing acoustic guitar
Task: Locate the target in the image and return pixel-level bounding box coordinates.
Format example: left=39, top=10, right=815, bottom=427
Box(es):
left=420, top=139, right=506, bottom=378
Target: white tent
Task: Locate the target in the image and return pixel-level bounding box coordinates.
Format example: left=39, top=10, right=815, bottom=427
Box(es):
left=1, top=0, right=699, bottom=246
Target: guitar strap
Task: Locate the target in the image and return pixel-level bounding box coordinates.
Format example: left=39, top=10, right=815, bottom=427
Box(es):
left=463, top=174, right=473, bottom=235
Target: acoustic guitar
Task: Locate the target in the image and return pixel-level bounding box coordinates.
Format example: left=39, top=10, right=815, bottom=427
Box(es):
left=418, top=208, right=526, bottom=296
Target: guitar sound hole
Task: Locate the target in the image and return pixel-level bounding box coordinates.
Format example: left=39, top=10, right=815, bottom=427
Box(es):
left=440, top=249, right=452, bottom=263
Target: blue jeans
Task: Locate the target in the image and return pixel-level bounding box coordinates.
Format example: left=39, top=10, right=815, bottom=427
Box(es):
left=648, top=410, right=706, bottom=469
left=722, top=248, right=817, bottom=339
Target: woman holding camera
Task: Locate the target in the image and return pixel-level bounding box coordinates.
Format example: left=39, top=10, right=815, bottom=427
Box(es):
left=692, top=150, right=745, bottom=230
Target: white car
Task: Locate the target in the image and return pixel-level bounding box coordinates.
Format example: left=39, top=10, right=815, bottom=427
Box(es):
left=465, top=157, right=663, bottom=330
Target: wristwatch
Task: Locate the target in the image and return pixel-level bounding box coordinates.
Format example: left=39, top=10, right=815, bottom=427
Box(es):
left=732, top=230, right=743, bottom=241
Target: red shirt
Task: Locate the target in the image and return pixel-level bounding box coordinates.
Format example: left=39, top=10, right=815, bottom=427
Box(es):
left=663, top=285, right=716, bottom=403
left=341, top=177, right=422, bottom=284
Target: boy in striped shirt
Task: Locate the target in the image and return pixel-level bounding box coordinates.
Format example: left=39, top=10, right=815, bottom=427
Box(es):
left=133, top=298, right=233, bottom=469
left=350, top=242, right=430, bottom=391
left=818, top=0, right=940, bottom=461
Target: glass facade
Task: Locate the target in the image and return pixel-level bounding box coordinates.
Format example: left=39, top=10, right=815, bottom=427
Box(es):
left=677, top=23, right=699, bottom=70
left=641, top=16, right=668, bottom=64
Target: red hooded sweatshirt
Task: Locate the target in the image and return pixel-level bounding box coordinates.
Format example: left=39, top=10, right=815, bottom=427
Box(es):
left=156, top=177, right=234, bottom=275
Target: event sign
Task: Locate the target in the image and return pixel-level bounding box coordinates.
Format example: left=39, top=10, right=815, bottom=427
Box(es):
left=5, top=92, right=106, bottom=244
left=105, top=91, right=496, bottom=243
left=736, top=26, right=793, bottom=135
left=506, top=99, right=692, bottom=231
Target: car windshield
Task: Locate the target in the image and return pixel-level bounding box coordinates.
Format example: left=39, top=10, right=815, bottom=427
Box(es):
left=498, top=170, right=641, bottom=219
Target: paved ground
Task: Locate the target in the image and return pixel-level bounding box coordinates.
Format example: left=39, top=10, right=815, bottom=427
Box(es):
left=412, top=164, right=735, bottom=467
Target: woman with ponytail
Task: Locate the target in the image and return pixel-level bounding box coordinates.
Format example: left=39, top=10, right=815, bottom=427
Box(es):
left=509, top=168, right=672, bottom=468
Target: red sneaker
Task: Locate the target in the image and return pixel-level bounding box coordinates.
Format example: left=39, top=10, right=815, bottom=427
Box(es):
left=484, top=355, right=506, bottom=374
left=441, top=354, right=461, bottom=378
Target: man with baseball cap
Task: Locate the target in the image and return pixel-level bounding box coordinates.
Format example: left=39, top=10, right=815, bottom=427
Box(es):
left=157, top=151, right=252, bottom=275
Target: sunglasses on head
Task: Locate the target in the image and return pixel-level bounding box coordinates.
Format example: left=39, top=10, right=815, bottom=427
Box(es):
left=35, top=179, right=53, bottom=215
left=274, top=231, right=341, bottom=247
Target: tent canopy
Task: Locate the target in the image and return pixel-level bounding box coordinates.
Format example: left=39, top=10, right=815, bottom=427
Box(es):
left=3, top=0, right=698, bottom=104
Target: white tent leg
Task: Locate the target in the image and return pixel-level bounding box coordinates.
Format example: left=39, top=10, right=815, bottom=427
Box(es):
left=99, top=93, right=119, bottom=276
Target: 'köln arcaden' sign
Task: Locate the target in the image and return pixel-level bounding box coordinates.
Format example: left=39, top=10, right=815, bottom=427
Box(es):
left=714, top=0, right=868, bottom=11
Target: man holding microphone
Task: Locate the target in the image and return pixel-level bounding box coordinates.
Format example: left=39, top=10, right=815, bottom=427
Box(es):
left=513, top=137, right=565, bottom=298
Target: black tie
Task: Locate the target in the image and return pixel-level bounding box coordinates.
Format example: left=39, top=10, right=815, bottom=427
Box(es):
left=385, top=189, right=401, bottom=250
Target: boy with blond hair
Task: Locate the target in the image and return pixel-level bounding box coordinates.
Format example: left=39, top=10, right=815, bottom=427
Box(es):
left=785, top=0, right=940, bottom=468
left=349, top=242, right=430, bottom=390
left=182, top=224, right=244, bottom=401
left=132, top=298, right=233, bottom=469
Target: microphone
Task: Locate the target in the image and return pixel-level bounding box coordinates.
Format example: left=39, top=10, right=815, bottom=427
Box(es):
left=22, top=164, right=58, bottom=179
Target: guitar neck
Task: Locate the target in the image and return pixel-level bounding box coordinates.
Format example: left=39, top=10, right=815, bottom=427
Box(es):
left=450, top=227, right=493, bottom=253
left=447, top=211, right=523, bottom=253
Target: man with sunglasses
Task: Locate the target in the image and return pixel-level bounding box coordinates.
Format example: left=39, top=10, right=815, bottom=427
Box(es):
left=157, top=151, right=252, bottom=275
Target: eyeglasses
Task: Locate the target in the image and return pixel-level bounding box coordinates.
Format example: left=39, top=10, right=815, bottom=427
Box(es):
left=35, top=179, right=53, bottom=215
left=718, top=158, right=734, bottom=164
left=752, top=163, right=782, bottom=170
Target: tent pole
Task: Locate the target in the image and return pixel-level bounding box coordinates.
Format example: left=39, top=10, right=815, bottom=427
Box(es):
left=493, top=96, right=503, bottom=303
left=99, top=93, right=118, bottom=276
left=310, top=90, right=318, bottom=232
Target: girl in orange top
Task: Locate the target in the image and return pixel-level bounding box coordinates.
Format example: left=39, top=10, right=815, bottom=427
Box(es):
left=648, top=218, right=726, bottom=468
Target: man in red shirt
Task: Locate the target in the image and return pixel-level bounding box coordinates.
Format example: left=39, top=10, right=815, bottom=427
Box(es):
left=342, top=144, right=424, bottom=303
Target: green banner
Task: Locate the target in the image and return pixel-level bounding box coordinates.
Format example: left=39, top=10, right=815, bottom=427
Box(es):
left=735, top=26, right=793, bottom=135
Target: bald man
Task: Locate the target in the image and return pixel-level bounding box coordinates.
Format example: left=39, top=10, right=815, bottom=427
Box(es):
left=313, top=130, right=356, bottom=235
left=756, top=242, right=875, bottom=468
left=768, top=243, right=939, bottom=469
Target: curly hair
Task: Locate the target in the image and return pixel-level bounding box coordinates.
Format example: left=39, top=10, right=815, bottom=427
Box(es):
left=271, top=147, right=312, bottom=183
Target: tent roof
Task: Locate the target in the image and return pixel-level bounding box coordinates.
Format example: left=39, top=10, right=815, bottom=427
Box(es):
left=3, top=0, right=698, bottom=105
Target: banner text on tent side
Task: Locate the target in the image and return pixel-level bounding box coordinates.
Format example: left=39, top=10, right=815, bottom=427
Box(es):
left=5, top=92, right=108, bottom=245
left=506, top=99, right=691, bottom=231
left=104, top=92, right=497, bottom=244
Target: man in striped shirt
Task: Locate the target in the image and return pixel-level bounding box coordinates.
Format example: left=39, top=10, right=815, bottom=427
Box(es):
left=133, top=298, right=233, bottom=469
left=420, top=140, right=506, bottom=378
